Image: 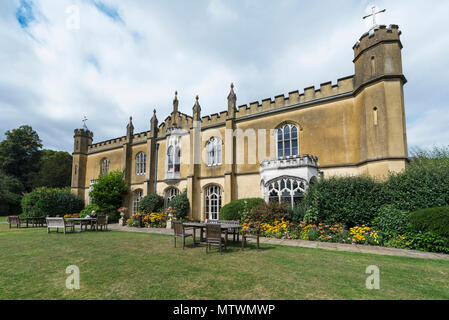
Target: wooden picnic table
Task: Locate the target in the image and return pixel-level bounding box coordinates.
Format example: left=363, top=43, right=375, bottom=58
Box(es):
left=66, top=218, right=97, bottom=232
left=183, top=222, right=243, bottom=245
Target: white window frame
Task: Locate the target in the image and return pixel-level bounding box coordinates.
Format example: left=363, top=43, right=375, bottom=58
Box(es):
left=205, top=185, right=222, bottom=220
left=277, top=124, right=299, bottom=159
left=165, top=188, right=179, bottom=208
left=136, top=152, right=146, bottom=176
left=266, top=176, right=306, bottom=208
left=206, top=137, right=222, bottom=167
left=132, top=190, right=143, bottom=215
left=100, top=158, right=110, bottom=175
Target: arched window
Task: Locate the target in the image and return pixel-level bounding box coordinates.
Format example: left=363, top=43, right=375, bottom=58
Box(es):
left=205, top=185, right=222, bottom=220
left=206, top=137, right=222, bottom=166
left=175, top=147, right=181, bottom=173
left=100, top=158, right=109, bottom=175
left=266, top=177, right=306, bottom=208
left=132, top=189, right=143, bottom=214
left=277, top=124, right=298, bottom=159
left=136, top=152, right=146, bottom=175
left=165, top=188, right=179, bottom=208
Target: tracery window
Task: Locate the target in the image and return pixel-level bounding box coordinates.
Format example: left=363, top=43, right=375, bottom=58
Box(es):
left=165, top=188, right=179, bottom=208
left=206, top=137, right=222, bottom=166
left=167, top=146, right=180, bottom=174
left=266, top=177, right=306, bottom=208
left=277, top=124, right=298, bottom=158
left=205, top=185, right=222, bottom=220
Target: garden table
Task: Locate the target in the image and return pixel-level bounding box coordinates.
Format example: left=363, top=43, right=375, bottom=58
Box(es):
left=183, top=222, right=243, bottom=246
left=66, top=218, right=97, bottom=232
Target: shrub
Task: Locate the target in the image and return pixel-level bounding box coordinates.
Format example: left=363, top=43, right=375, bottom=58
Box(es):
left=372, top=205, right=411, bottom=235
left=303, top=176, right=385, bottom=227
left=89, top=170, right=129, bottom=223
left=405, top=231, right=449, bottom=254
left=409, top=207, right=449, bottom=237
left=168, top=190, right=189, bottom=219
left=138, top=193, right=164, bottom=214
left=248, top=201, right=291, bottom=224
left=21, top=187, right=84, bottom=218
left=80, top=204, right=100, bottom=218
left=219, top=198, right=265, bottom=221
left=383, top=148, right=449, bottom=211
left=289, top=201, right=308, bottom=223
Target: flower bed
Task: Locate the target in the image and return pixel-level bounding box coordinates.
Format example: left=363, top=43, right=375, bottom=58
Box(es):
left=242, top=220, right=449, bottom=254
left=126, top=212, right=167, bottom=228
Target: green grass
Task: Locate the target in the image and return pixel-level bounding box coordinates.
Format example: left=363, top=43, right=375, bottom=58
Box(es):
left=0, top=222, right=448, bottom=300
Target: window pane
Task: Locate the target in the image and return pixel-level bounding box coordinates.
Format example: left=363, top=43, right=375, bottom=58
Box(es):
left=285, top=140, right=291, bottom=157
left=292, top=139, right=298, bottom=156
left=292, top=126, right=298, bottom=139
left=283, top=126, right=290, bottom=140
left=278, top=141, right=283, bottom=158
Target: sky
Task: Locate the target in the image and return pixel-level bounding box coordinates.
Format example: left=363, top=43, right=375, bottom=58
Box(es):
left=0, top=0, right=448, bottom=153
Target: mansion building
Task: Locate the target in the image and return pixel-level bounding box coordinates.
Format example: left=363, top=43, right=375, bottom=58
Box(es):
left=71, top=25, right=409, bottom=221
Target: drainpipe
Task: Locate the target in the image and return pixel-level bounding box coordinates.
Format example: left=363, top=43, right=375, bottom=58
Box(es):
left=153, top=143, right=159, bottom=194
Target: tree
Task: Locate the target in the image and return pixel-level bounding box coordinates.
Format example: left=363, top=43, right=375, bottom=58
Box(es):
left=89, top=170, right=129, bottom=222
left=0, top=125, right=42, bottom=191
left=0, top=170, right=24, bottom=215
left=168, top=189, right=190, bottom=219
left=32, top=150, right=72, bottom=188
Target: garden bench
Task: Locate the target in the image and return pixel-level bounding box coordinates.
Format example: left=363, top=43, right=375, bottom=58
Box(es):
left=95, top=216, right=108, bottom=231
left=46, top=217, right=75, bottom=234
left=7, top=216, right=26, bottom=229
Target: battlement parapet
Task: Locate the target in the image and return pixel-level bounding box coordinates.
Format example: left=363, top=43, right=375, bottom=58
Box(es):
left=353, top=24, right=401, bottom=60
left=234, top=76, right=354, bottom=119
left=74, top=128, right=93, bottom=138
left=88, top=136, right=126, bottom=152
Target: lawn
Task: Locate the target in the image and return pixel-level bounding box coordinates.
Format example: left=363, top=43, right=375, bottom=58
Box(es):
left=0, top=221, right=448, bottom=300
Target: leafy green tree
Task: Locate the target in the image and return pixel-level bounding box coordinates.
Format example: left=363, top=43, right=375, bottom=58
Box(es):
left=168, top=189, right=190, bottom=219
left=0, top=170, right=24, bottom=215
left=0, top=125, right=42, bottom=191
left=138, top=193, right=164, bottom=213
left=32, top=150, right=72, bottom=188
left=89, top=170, right=129, bottom=222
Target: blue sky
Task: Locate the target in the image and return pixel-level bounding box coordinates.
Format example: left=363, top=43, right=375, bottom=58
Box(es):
left=1, top=0, right=448, bottom=153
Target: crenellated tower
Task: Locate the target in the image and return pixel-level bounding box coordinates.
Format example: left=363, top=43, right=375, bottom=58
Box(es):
left=353, top=24, right=408, bottom=175
left=71, top=128, right=93, bottom=199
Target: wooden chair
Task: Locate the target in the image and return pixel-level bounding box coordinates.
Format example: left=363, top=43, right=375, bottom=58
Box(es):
left=205, top=219, right=240, bottom=242
left=173, top=221, right=193, bottom=249
left=206, top=224, right=226, bottom=254
left=241, top=224, right=261, bottom=250
left=46, top=217, right=74, bottom=234
left=95, top=216, right=108, bottom=231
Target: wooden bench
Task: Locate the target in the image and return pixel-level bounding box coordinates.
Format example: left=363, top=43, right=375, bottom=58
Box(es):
left=6, top=216, right=25, bottom=229
left=46, top=217, right=75, bottom=234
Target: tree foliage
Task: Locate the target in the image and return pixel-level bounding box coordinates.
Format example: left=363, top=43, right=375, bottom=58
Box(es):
left=32, top=150, right=72, bottom=189
left=0, top=170, right=24, bottom=215
left=0, top=125, right=42, bottom=191
left=89, top=170, right=129, bottom=222
left=168, top=189, right=190, bottom=219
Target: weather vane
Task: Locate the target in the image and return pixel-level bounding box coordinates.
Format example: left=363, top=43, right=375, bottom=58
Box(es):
left=363, top=6, right=386, bottom=29
left=82, top=116, right=88, bottom=130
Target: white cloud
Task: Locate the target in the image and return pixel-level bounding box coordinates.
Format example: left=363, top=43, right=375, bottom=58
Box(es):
left=0, top=0, right=448, bottom=155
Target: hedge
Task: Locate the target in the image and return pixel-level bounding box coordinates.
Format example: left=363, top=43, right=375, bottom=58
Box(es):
left=409, top=207, right=449, bottom=237
left=21, top=187, right=84, bottom=218
left=168, top=190, right=189, bottom=219
left=219, top=198, right=265, bottom=221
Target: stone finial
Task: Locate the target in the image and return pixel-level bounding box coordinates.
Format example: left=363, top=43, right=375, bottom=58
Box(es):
left=126, top=115, right=134, bottom=140
left=193, top=95, right=201, bottom=121
left=227, top=82, right=237, bottom=119
left=172, top=91, right=179, bottom=116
